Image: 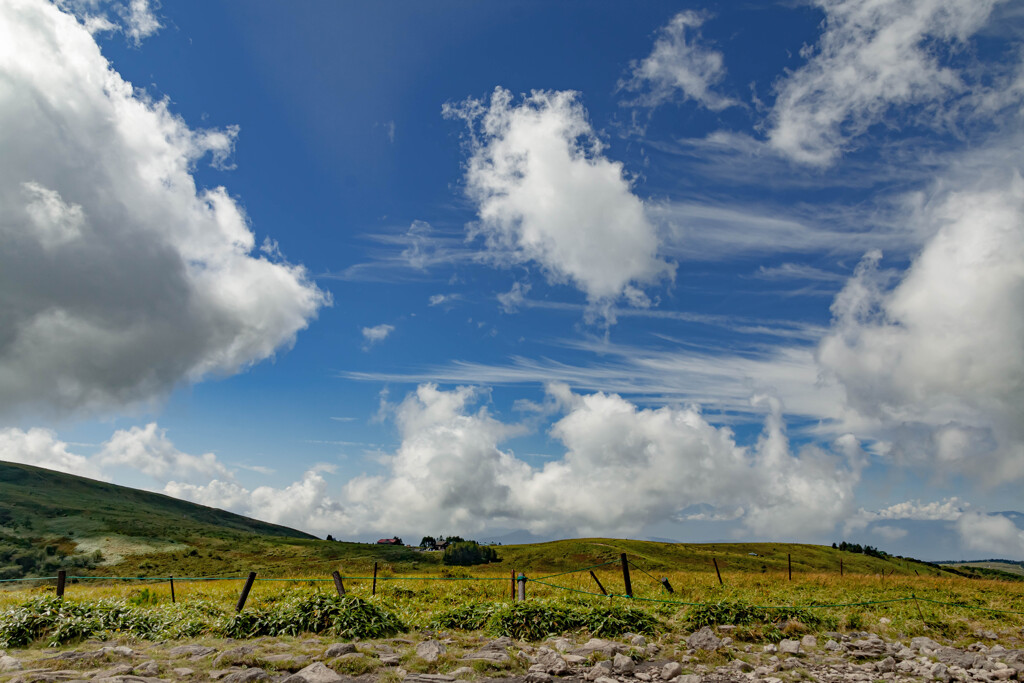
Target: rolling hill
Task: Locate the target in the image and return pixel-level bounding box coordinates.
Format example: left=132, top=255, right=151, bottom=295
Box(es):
left=1, top=461, right=1013, bottom=583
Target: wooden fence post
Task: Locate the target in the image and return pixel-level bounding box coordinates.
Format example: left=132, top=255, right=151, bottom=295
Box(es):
left=713, top=558, right=723, bottom=586
left=620, top=553, right=632, bottom=598
left=332, top=571, right=346, bottom=597
left=372, top=562, right=378, bottom=596
left=589, top=570, right=607, bottom=596
left=169, top=576, right=175, bottom=604
left=236, top=572, right=257, bottom=612
left=788, top=554, right=792, bottom=581
left=511, top=569, right=515, bottom=601
left=660, top=577, right=674, bottom=593
left=516, top=573, right=526, bottom=602
left=56, top=570, right=66, bottom=599
left=840, top=559, right=843, bottom=577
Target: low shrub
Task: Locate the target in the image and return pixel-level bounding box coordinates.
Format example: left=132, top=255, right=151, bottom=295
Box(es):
left=220, top=591, right=405, bottom=639
left=431, top=599, right=659, bottom=640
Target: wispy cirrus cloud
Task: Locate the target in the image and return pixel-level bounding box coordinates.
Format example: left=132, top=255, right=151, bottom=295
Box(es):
left=767, top=0, right=1003, bottom=166
left=620, top=11, right=737, bottom=111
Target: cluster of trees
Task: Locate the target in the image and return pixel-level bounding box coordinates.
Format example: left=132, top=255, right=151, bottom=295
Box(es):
left=418, top=535, right=465, bottom=549
left=832, top=541, right=887, bottom=558
left=442, top=541, right=499, bottom=566
left=0, top=534, right=103, bottom=579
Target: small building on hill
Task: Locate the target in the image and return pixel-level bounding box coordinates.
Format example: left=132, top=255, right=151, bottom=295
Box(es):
left=376, top=537, right=402, bottom=545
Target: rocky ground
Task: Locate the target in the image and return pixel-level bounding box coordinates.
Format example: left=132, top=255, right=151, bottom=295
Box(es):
left=1, top=626, right=1023, bottom=683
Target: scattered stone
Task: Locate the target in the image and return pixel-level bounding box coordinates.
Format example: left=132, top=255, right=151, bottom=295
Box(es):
left=825, top=639, right=841, bottom=652
left=686, top=626, right=721, bottom=651
left=221, top=668, right=269, bottom=683
left=324, top=642, right=356, bottom=657
left=0, top=656, right=22, bottom=672
left=378, top=654, right=401, bottom=666
left=214, top=646, right=257, bottom=667
left=463, top=637, right=512, bottom=663
left=282, top=661, right=344, bottom=683
left=876, top=656, right=896, bottom=673
left=661, top=661, right=682, bottom=680
left=676, top=675, right=701, bottom=683
left=732, top=659, right=753, bottom=672
left=168, top=644, right=217, bottom=658
left=879, top=617, right=892, bottom=625
left=912, top=636, right=943, bottom=653
left=525, top=672, right=552, bottom=683
left=552, top=638, right=573, bottom=652
left=532, top=647, right=569, bottom=675
left=571, top=638, right=627, bottom=657
left=801, top=634, right=817, bottom=649
left=416, top=639, right=447, bottom=662
left=612, top=652, right=634, bottom=674
left=630, top=634, right=647, bottom=647
left=593, top=677, right=618, bottom=683
left=450, top=666, right=474, bottom=677
left=172, top=668, right=195, bottom=677
left=584, top=660, right=613, bottom=681
left=133, top=661, right=159, bottom=676
left=404, top=675, right=455, bottom=683
left=779, top=639, right=800, bottom=655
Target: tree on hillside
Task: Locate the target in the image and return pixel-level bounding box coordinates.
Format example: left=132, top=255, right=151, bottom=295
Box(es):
left=442, top=541, right=499, bottom=566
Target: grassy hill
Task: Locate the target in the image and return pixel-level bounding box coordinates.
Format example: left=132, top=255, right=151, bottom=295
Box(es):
left=0, top=461, right=1002, bottom=583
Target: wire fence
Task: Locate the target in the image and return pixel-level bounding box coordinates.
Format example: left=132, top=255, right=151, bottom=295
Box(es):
left=2, top=555, right=1023, bottom=617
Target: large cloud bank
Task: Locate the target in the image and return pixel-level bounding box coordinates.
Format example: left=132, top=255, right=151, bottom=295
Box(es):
left=819, top=165, right=1024, bottom=483
left=342, top=383, right=860, bottom=539
left=0, top=0, right=328, bottom=416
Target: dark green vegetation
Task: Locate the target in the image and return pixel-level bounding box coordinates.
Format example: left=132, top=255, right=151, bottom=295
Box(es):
left=0, top=592, right=403, bottom=647
left=430, top=600, right=658, bottom=641
left=938, top=561, right=1024, bottom=581
left=442, top=541, right=499, bottom=566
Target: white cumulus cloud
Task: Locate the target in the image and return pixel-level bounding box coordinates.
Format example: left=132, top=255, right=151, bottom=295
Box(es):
left=621, top=10, right=737, bottom=111
left=818, top=166, right=1024, bottom=483
left=0, top=427, right=104, bottom=479
left=445, top=87, right=674, bottom=312
left=95, top=423, right=231, bottom=484
left=955, top=512, right=1024, bottom=556
left=0, top=0, right=328, bottom=417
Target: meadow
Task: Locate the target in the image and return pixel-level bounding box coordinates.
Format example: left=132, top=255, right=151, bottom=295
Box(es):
left=2, top=556, right=1023, bottom=648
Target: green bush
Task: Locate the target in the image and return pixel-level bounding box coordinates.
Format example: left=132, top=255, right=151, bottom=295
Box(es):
left=220, top=591, right=405, bottom=639
left=430, top=599, right=659, bottom=641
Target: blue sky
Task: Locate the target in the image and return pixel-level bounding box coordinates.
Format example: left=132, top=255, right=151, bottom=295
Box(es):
left=2, top=0, right=1024, bottom=560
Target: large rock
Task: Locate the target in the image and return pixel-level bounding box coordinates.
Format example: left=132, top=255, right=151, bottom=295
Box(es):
left=416, top=639, right=447, bottom=662
left=778, top=639, right=800, bottom=655
left=463, top=637, right=513, bottom=663
left=661, top=661, right=682, bottom=680
left=282, top=662, right=344, bottom=683
left=325, top=643, right=356, bottom=658
left=571, top=638, right=627, bottom=657
left=0, top=656, right=22, bottom=673
left=912, top=636, right=943, bottom=653
left=687, top=627, right=721, bottom=651
left=613, top=652, right=634, bottom=674
left=584, top=660, right=613, bottom=681
left=221, top=668, right=269, bottom=683
left=532, top=647, right=569, bottom=675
